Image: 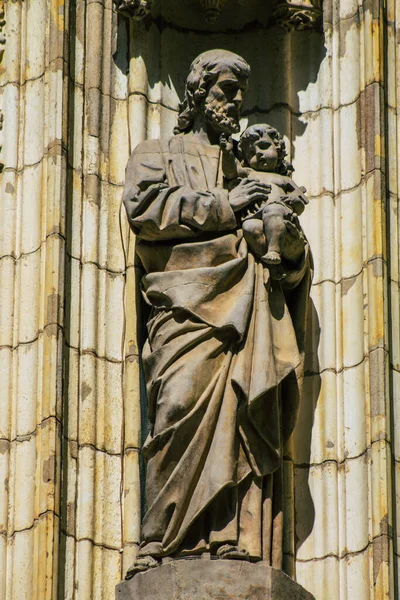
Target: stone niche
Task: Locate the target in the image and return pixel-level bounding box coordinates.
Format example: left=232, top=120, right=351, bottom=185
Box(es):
left=115, top=1, right=326, bottom=599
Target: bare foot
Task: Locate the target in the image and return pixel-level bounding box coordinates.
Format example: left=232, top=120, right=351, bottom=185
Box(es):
left=216, top=544, right=250, bottom=561
left=261, top=250, right=282, bottom=265
left=125, top=555, right=160, bottom=579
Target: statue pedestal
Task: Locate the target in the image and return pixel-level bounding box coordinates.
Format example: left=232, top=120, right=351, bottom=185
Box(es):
left=116, top=559, right=315, bottom=599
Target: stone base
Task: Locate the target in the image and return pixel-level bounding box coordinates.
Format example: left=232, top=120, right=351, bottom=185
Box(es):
left=116, top=559, right=315, bottom=600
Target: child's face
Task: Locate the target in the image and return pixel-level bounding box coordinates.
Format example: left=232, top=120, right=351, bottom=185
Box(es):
left=246, top=131, right=279, bottom=172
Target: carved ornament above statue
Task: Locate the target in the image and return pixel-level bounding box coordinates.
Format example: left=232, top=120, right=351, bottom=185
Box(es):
left=114, top=0, right=322, bottom=31
left=273, top=0, right=322, bottom=31
left=199, top=0, right=229, bottom=24
left=114, top=0, right=152, bottom=20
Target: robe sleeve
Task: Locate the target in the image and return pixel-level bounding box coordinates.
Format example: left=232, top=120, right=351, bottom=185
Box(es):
left=123, top=141, right=237, bottom=242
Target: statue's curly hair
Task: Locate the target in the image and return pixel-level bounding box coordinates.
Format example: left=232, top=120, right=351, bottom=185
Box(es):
left=174, top=50, right=251, bottom=135
left=238, top=123, right=294, bottom=176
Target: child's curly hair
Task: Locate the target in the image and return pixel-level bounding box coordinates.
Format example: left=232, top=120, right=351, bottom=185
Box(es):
left=238, top=123, right=294, bottom=176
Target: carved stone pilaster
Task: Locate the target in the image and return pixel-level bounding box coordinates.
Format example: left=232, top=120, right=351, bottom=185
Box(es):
left=273, top=0, right=322, bottom=31
left=114, top=0, right=152, bottom=20
left=0, top=5, right=5, bottom=173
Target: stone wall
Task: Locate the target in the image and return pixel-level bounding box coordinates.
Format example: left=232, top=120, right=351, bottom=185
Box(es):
left=0, top=0, right=398, bottom=599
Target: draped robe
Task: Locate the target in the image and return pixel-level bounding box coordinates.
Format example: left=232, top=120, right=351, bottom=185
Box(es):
left=123, top=133, right=312, bottom=566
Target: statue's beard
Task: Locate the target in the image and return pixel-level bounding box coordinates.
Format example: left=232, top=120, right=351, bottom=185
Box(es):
left=203, top=101, right=240, bottom=134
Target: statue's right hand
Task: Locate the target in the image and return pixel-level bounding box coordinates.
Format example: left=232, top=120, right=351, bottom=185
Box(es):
left=219, top=133, right=234, bottom=152
left=228, top=178, right=271, bottom=212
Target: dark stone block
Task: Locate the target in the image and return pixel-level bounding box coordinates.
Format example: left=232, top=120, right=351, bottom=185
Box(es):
left=116, top=559, right=315, bottom=599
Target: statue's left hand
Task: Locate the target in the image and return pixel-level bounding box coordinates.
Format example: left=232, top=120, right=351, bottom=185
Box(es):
left=228, top=178, right=271, bottom=212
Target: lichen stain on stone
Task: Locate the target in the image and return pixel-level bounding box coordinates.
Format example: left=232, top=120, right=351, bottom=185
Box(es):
left=45, top=323, right=59, bottom=337
left=128, top=342, right=138, bottom=355
left=341, top=276, right=357, bottom=296
left=69, top=440, right=78, bottom=459
left=42, top=455, right=56, bottom=483
left=370, top=259, right=383, bottom=278
left=47, top=224, right=61, bottom=237
left=379, top=514, right=392, bottom=537
left=50, top=57, right=65, bottom=73
left=109, top=270, right=121, bottom=280
left=81, top=381, right=92, bottom=401
left=0, top=439, right=9, bottom=454
left=85, top=174, right=101, bottom=208
left=369, top=351, right=385, bottom=418
left=127, top=353, right=139, bottom=364
left=67, top=501, right=76, bottom=532
left=338, top=16, right=360, bottom=59
left=373, top=535, right=389, bottom=586
left=17, top=432, right=34, bottom=443
left=47, top=293, right=60, bottom=323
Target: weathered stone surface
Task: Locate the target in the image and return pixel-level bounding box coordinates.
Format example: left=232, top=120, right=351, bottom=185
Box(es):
left=116, top=560, right=315, bottom=600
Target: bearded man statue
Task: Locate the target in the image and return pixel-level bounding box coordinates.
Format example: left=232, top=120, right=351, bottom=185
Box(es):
left=122, top=49, right=312, bottom=579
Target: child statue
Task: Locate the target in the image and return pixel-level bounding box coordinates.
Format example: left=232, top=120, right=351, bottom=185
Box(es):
left=220, top=123, right=308, bottom=278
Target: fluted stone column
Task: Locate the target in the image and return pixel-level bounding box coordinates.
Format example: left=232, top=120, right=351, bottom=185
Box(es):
left=58, top=2, right=136, bottom=598
left=293, top=0, right=394, bottom=596
left=0, top=1, right=137, bottom=598
left=385, top=0, right=400, bottom=592
left=0, top=0, right=69, bottom=598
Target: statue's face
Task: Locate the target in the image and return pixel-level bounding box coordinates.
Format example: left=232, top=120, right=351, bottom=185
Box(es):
left=246, top=130, right=279, bottom=172
left=202, top=68, right=248, bottom=134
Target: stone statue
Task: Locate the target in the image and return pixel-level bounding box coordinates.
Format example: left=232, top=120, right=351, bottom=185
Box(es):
left=122, top=49, right=312, bottom=580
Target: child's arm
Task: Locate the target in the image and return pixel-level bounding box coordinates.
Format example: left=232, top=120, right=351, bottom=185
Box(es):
left=280, top=177, right=308, bottom=215
left=219, top=134, right=249, bottom=181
